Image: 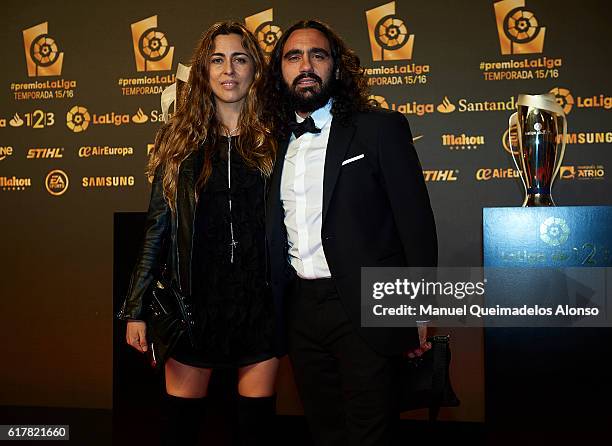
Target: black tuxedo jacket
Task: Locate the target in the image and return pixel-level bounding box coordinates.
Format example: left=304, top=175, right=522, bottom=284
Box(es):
left=266, top=107, right=437, bottom=356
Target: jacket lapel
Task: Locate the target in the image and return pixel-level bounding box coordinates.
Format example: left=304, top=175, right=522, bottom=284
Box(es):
left=322, top=119, right=355, bottom=223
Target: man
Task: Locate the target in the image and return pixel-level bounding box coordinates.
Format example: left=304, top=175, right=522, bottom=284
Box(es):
left=265, top=20, right=437, bottom=446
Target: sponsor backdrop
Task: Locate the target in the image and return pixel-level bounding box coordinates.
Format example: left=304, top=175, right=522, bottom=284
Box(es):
left=1, top=0, right=610, bottom=423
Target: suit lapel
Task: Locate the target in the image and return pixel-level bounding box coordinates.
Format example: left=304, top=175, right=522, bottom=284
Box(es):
left=322, top=119, right=355, bottom=223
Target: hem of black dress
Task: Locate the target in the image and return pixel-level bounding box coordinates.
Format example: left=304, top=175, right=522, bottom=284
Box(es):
left=169, top=351, right=277, bottom=369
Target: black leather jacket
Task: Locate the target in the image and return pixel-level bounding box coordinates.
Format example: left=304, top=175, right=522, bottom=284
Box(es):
left=117, top=151, right=200, bottom=327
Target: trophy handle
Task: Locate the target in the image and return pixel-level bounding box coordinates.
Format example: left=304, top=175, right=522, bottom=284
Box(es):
left=550, top=114, right=567, bottom=190
left=508, top=112, right=527, bottom=205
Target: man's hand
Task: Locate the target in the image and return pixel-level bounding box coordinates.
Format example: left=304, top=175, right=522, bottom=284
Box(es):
left=403, top=323, right=431, bottom=358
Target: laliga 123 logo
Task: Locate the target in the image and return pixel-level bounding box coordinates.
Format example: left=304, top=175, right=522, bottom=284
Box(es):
left=131, top=15, right=174, bottom=72
left=366, top=1, right=414, bottom=61
left=245, top=8, right=282, bottom=55
left=494, top=0, right=546, bottom=55
left=23, top=22, right=64, bottom=77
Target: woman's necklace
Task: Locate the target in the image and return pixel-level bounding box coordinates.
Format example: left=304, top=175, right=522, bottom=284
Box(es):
left=226, top=127, right=239, bottom=263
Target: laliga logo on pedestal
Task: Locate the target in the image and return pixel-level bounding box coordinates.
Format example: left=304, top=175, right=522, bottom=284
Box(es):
left=131, top=16, right=174, bottom=72
left=23, top=22, right=64, bottom=77
left=540, top=217, right=569, bottom=247
left=494, top=0, right=545, bottom=55
left=245, top=8, right=282, bottom=55
left=366, top=1, right=414, bottom=61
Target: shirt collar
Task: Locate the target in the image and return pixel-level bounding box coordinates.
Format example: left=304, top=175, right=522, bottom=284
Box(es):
left=294, top=99, right=333, bottom=129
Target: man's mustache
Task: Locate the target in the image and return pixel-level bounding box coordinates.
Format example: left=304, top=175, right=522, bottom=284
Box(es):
left=292, top=73, right=323, bottom=88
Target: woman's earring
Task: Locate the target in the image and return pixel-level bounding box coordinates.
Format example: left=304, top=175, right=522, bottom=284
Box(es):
left=335, top=68, right=340, bottom=80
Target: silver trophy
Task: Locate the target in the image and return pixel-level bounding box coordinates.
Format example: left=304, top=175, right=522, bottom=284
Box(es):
left=508, top=93, right=567, bottom=206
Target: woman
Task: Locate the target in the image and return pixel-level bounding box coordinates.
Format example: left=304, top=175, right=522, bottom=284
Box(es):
left=117, top=21, right=279, bottom=446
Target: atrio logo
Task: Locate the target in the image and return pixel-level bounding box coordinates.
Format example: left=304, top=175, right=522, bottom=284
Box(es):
left=45, top=169, right=69, bottom=196
left=494, top=0, right=546, bottom=55
left=66, top=106, right=91, bottom=133
left=550, top=87, right=574, bottom=114
left=245, top=9, right=282, bottom=55
left=131, top=16, right=174, bottom=72
left=366, top=2, right=414, bottom=61
left=23, top=22, right=64, bottom=77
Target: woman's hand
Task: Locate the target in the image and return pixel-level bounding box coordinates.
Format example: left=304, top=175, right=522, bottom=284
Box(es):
left=126, top=320, right=148, bottom=353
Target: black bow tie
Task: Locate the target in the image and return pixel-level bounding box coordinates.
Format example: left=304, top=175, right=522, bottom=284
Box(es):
left=288, top=116, right=321, bottom=139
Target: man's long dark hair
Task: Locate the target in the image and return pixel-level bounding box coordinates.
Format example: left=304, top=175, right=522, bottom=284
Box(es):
left=264, top=20, right=370, bottom=137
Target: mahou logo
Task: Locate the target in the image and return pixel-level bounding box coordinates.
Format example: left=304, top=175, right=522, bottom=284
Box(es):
left=131, top=15, right=174, bottom=72
left=23, top=22, right=64, bottom=77
left=366, top=1, right=414, bottom=61
left=245, top=8, right=282, bottom=55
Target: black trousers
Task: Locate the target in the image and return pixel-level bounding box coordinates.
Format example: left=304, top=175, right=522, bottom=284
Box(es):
left=286, top=277, right=398, bottom=446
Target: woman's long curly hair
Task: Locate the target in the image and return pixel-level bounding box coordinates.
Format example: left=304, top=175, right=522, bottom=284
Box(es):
left=263, top=20, right=371, bottom=137
left=148, top=21, right=276, bottom=211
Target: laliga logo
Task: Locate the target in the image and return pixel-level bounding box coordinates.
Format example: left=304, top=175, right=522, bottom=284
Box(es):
left=540, top=217, right=569, bottom=247
left=23, top=22, right=64, bottom=77
left=66, top=106, right=91, bottom=133
left=549, top=87, right=574, bottom=114
left=131, top=15, right=174, bottom=72
left=366, top=1, right=414, bottom=61
left=494, top=0, right=546, bottom=55
left=367, top=95, right=389, bottom=109
left=245, top=8, right=282, bottom=55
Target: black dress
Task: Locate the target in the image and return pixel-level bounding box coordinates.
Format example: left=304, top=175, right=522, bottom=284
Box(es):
left=171, top=136, right=275, bottom=368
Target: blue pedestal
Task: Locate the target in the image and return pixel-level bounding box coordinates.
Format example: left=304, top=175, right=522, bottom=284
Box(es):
left=483, top=206, right=612, bottom=428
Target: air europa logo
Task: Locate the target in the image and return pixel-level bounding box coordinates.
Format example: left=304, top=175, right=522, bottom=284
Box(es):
left=245, top=9, right=282, bottom=55
left=367, top=94, right=434, bottom=116
left=131, top=16, right=174, bottom=72
left=494, top=0, right=546, bottom=55
left=366, top=2, right=414, bottom=61
left=23, top=22, right=64, bottom=77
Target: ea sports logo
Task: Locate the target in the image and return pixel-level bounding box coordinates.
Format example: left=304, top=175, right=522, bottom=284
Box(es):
left=45, top=169, right=69, bottom=196
left=66, top=106, right=91, bottom=133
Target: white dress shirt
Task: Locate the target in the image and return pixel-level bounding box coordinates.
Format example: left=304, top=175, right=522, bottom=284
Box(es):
left=281, top=101, right=333, bottom=279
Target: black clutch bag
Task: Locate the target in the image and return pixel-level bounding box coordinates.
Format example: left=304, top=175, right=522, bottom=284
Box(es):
left=145, top=279, right=192, bottom=367
left=398, top=334, right=460, bottom=420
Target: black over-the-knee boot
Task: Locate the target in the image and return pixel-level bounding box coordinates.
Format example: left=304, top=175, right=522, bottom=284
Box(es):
left=160, top=394, right=206, bottom=446
left=236, top=395, right=276, bottom=446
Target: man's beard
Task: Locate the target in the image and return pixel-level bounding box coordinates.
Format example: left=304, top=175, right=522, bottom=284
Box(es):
left=282, top=73, right=333, bottom=114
